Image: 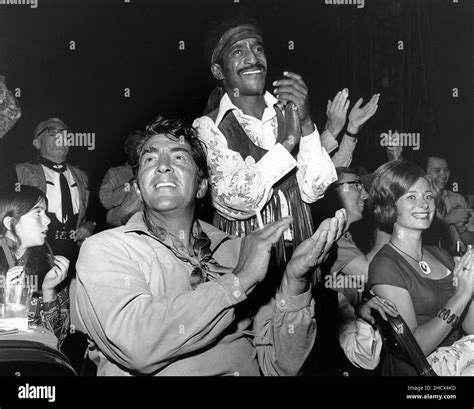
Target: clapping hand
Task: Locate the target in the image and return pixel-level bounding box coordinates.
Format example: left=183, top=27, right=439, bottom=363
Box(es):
left=347, top=93, right=380, bottom=134
left=444, top=207, right=471, bottom=226
left=452, top=250, right=473, bottom=301
left=233, top=217, right=293, bottom=294
left=284, top=209, right=347, bottom=285
left=325, top=89, right=350, bottom=137
left=273, top=72, right=314, bottom=136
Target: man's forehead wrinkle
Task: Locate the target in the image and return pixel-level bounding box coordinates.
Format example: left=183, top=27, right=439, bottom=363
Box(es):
left=230, top=38, right=263, bottom=49
left=142, top=140, right=191, bottom=155
left=143, top=146, right=159, bottom=154
left=170, top=146, right=191, bottom=153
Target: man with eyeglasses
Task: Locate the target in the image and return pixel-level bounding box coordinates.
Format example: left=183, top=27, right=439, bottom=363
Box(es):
left=15, top=117, right=96, bottom=272
left=15, top=117, right=97, bottom=370
left=75, top=116, right=347, bottom=376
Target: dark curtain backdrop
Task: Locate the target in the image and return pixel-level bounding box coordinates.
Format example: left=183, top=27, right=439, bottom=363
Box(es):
left=1, top=0, right=472, bottom=205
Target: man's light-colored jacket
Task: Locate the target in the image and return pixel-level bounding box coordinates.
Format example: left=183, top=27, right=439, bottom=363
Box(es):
left=75, top=212, right=316, bottom=376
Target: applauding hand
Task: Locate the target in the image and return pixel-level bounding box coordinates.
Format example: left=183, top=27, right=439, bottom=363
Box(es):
left=283, top=209, right=347, bottom=295
left=347, top=94, right=380, bottom=134
left=326, top=89, right=350, bottom=137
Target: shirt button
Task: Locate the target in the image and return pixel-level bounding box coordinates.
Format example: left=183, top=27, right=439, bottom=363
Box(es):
left=233, top=290, right=241, bottom=298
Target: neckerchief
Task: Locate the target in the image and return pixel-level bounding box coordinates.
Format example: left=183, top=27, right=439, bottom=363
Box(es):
left=143, top=213, right=232, bottom=289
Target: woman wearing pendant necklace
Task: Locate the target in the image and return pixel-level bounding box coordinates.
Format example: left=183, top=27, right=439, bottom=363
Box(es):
left=368, top=161, right=474, bottom=376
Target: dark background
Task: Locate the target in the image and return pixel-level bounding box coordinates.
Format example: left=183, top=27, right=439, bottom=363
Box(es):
left=1, top=0, right=473, bottom=202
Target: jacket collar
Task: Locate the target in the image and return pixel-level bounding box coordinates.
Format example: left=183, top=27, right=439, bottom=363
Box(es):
left=123, top=211, right=232, bottom=252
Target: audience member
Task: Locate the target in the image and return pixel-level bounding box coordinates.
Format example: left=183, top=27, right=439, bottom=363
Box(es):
left=313, top=167, right=390, bottom=306
left=15, top=118, right=96, bottom=272
left=194, top=17, right=337, bottom=270
left=99, top=130, right=143, bottom=227
left=15, top=117, right=97, bottom=372
left=424, top=153, right=473, bottom=252
left=368, top=161, right=474, bottom=375
left=75, top=116, right=347, bottom=376
left=0, top=185, right=70, bottom=347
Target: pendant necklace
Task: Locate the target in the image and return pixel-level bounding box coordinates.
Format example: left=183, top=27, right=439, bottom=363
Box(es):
left=390, top=241, right=432, bottom=275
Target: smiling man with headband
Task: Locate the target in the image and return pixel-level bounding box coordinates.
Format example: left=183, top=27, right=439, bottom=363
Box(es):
left=194, top=16, right=337, bottom=273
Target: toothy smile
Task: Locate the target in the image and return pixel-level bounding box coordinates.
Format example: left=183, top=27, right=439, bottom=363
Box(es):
left=154, top=182, right=177, bottom=189
left=241, top=69, right=264, bottom=75
left=412, top=212, right=430, bottom=219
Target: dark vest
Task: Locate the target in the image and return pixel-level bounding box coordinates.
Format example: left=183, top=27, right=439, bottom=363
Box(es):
left=206, top=107, right=314, bottom=270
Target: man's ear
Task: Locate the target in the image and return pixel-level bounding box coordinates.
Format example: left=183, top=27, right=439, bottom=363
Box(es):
left=133, top=180, right=143, bottom=202
left=196, top=178, right=208, bottom=200
left=32, top=138, right=41, bottom=150
left=2, top=216, right=12, bottom=232
left=211, top=63, right=224, bottom=81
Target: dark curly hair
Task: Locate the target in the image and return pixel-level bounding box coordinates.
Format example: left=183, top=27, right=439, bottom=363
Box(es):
left=369, top=161, right=430, bottom=233
left=131, top=116, right=208, bottom=183
left=124, top=130, right=144, bottom=166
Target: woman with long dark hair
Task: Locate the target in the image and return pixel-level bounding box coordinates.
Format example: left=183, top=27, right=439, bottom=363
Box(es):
left=0, top=185, right=70, bottom=347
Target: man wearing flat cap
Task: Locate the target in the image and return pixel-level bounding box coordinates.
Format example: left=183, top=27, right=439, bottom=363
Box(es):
left=16, top=118, right=96, bottom=270
left=193, top=17, right=337, bottom=271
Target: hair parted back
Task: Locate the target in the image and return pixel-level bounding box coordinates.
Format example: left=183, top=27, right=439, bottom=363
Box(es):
left=131, top=116, right=208, bottom=182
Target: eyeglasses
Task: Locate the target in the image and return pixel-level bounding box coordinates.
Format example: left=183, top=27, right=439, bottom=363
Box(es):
left=36, top=127, right=66, bottom=138
left=333, top=180, right=364, bottom=192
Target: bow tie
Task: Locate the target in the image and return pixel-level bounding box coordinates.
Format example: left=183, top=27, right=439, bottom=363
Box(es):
left=38, top=157, right=66, bottom=172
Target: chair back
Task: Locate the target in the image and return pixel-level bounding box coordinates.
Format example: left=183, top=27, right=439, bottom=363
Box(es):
left=0, top=340, right=77, bottom=376
left=374, top=311, right=437, bottom=376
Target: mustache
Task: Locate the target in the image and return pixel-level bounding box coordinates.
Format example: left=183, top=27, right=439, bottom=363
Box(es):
left=238, top=63, right=266, bottom=75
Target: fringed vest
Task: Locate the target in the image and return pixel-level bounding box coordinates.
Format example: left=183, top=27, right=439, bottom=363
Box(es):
left=206, top=105, right=314, bottom=271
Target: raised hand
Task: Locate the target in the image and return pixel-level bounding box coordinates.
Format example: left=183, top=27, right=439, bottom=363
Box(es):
left=233, top=217, right=293, bottom=294
left=386, top=145, right=404, bottom=162
left=273, top=72, right=314, bottom=136
left=347, top=93, right=380, bottom=134
left=452, top=250, right=473, bottom=302
left=74, top=221, right=95, bottom=244
left=280, top=101, right=302, bottom=153
left=284, top=209, right=347, bottom=289
left=444, top=207, right=471, bottom=226
left=42, top=256, right=69, bottom=301
left=325, top=89, right=350, bottom=136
